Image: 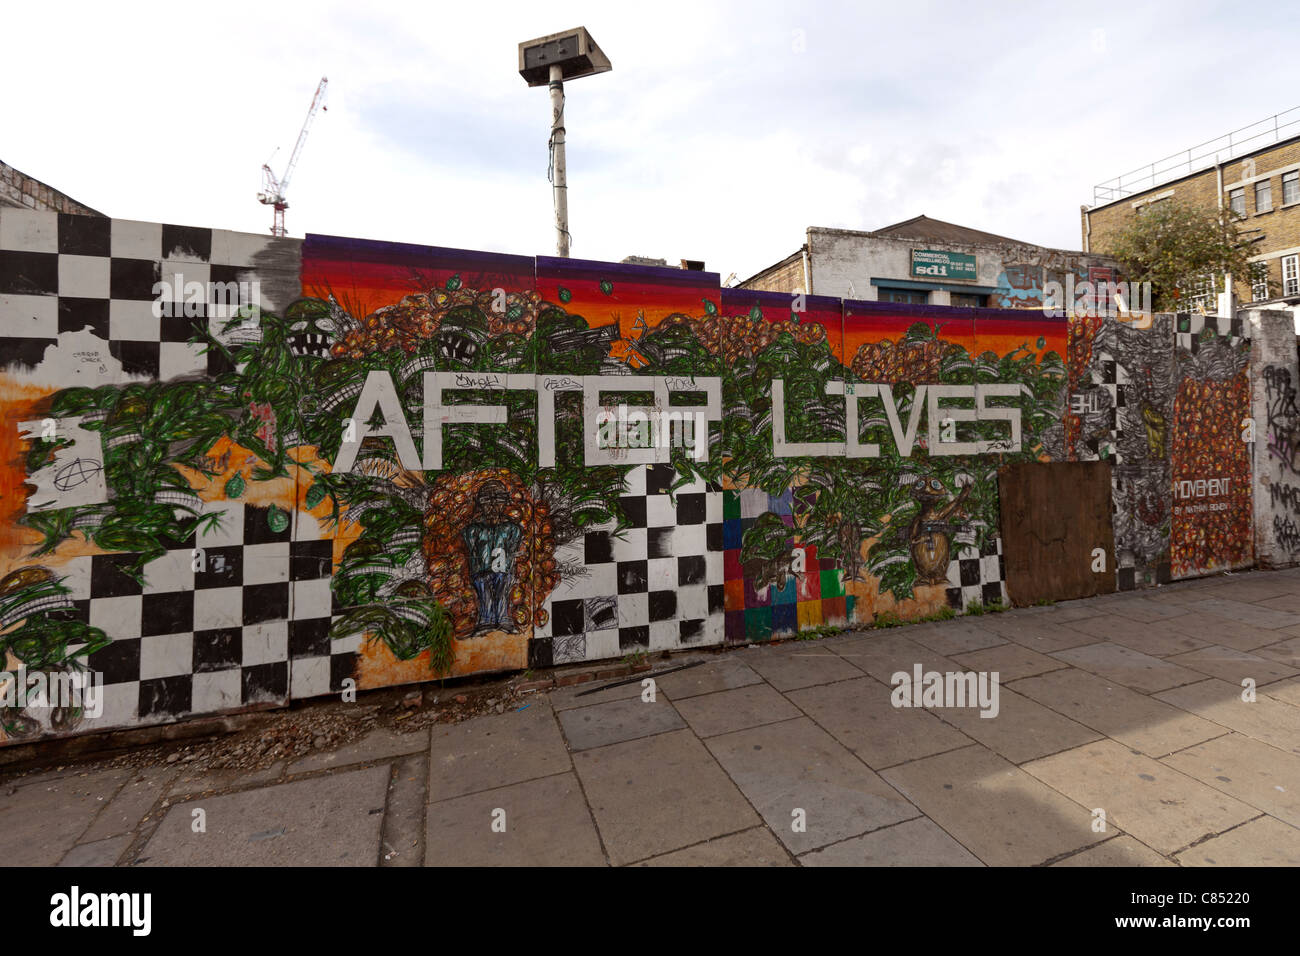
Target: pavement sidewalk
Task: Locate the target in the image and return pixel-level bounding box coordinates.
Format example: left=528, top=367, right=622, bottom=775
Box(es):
left=5, top=569, right=1300, bottom=867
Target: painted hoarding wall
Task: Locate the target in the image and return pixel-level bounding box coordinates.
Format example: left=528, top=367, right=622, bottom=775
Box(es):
left=0, top=210, right=1269, bottom=745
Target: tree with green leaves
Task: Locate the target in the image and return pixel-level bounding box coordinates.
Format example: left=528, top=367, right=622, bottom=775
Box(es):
left=1100, top=199, right=1253, bottom=312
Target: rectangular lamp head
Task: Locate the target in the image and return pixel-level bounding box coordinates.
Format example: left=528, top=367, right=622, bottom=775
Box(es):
left=518, top=26, right=612, bottom=86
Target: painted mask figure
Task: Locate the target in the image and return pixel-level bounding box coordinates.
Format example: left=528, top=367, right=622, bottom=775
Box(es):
left=461, top=481, right=523, bottom=635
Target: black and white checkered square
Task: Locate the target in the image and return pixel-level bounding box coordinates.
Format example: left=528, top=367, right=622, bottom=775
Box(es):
left=530, top=463, right=724, bottom=667
left=945, top=534, right=1006, bottom=611
left=0, top=209, right=287, bottom=381
left=49, top=503, right=337, bottom=730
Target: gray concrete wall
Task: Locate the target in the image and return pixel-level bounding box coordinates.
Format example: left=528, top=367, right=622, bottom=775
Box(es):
left=1248, top=307, right=1300, bottom=567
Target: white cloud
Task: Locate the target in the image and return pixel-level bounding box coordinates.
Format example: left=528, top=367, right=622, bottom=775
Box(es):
left=4, top=0, right=1298, bottom=281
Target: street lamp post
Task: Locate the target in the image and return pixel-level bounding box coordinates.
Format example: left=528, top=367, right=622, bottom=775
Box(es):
left=518, top=27, right=612, bottom=258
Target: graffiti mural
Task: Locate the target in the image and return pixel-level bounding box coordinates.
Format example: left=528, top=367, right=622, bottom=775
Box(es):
left=0, top=206, right=1283, bottom=744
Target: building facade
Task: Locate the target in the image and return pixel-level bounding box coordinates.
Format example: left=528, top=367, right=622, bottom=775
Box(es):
left=1083, top=108, right=1300, bottom=313
left=741, top=216, right=1119, bottom=312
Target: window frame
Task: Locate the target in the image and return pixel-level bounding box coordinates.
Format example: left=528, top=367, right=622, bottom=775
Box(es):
left=1229, top=187, right=1246, bottom=217
left=1283, top=255, right=1300, bottom=297
left=1255, top=179, right=1273, bottom=213
left=1250, top=262, right=1270, bottom=302
left=1283, top=170, right=1300, bottom=206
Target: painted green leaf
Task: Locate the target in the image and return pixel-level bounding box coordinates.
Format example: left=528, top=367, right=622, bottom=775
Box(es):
left=599, top=279, right=613, bottom=296
left=1036, top=336, right=1046, bottom=350
left=702, top=298, right=717, bottom=315
left=304, top=482, right=327, bottom=509
left=267, top=505, right=289, bottom=534
left=224, top=473, right=246, bottom=499
left=445, top=273, right=462, bottom=292
left=558, top=287, right=572, bottom=303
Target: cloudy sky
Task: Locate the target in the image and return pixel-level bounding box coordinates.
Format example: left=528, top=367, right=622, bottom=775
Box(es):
left=5, top=1, right=1298, bottom=281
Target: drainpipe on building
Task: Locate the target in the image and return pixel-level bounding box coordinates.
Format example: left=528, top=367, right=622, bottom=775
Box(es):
left=1081, top=205, right=1091, bottom=254
left=1215, top=159, right=1235, bottom=317
left=801, top=244, right=812, bottom=297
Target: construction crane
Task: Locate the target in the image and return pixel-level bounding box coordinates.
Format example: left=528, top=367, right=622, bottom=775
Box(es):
left=258, top=76, right=328, bottom=237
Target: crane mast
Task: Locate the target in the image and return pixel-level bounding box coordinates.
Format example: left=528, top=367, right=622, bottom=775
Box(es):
left=258, top=76, right=328, bottom=237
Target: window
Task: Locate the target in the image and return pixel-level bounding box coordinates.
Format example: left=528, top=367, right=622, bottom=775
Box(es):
left=1284, top=255, right=1300, bottom=297
left=1255, top=179, right=1273, bottom=213
left=1250, top=262, right=1270, bottom=302
left=1229, top=188, right=1246, bottom=217
left=879, top=288, right=929, bottom=304
left=949, top=293, right=987, bottom=308
left=1284, top=170, right=1300, bottom=206
left=1187, top=273, right=1220, bottom=314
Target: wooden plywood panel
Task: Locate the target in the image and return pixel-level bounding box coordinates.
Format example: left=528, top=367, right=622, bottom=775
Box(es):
left=998, top=462, right=1116, bottom=606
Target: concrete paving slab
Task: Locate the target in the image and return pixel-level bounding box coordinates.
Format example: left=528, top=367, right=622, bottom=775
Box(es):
left=978, top=617, right=1101, bottom=653
left=425, top=771, right=604, bottom=866
left=951, top=642, right=1069, bottom=682
left=1196, top=577, right=1299, bottom=603
left=58, top=834, right=132, bottom=867
left=1263, top=676, right=1300, bottom=707
left=906, top=620, right=1007, bottom=655
left=1021, top=739, right=1258, bottom=856
left=636, top=826, right=792, bottom=866
left=381, top=753, right=427, bottom=867
left=880, top=744, right=1104, bottom=866
left=1160, top=612, right=1288, bottom=651
left=80, top=766, right=175, bottom=842
left=168, top=760, right=284, bottom=798
left=786, top=676, right=974, bottom=769
left=573, top=729, right=758, bottom=865
left=829, top=632, right=961, bottom=686
left=1051, top=641, right=1205, bottom=694
left=654, top=656, right=763, bottom=699
left=427, top=700, right=570, bottom=803
left=1254, top=635, right=1300, bottom=666
left=1010, top=667, right=1225, bottom=757
left=138, top=765, right=389, bottom=866
left=798, top=817, right=983, bottom=867
left=706, top=717, right=919, bottom=854
left=1160, top=733, right=1300, bottom=827
left=1051, top=835, right=1171, bottom=866
left=557, top=694, right=685, bottom=751
left=1104, top=598, right=1200, bottom=623
left=1156, top=678, right=1300, bottom=756
left=286, top=725, right=429, bottom=775
left=742, top=645, right=864, bottom=691
left=673, top=683, right=801, bottom=738
left=1165, top=645, right=1299, bottom=686
left=0, top=767, right=130, bottom=865
left=1257, top=591, right=1300, bottom=614
left=1105, top=622, right=1214, bottom=658
left=1173, top=816, right=1300, bottom=866
left=1179, top=598, right=1300, bottom=631
left=931, top=686, right=1102, bottom=765
left=1061, top=613, right=1208, bottom=657
left=549, top=676, right=648, bottom=711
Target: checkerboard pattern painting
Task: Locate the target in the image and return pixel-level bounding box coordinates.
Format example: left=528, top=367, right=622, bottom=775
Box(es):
left=48, top=503, right=334, bottom=732
left=721, top=486, right=855, bottom=644
left=1175, top=313, right=1248, bottom=353
left=944, top=534, right=1007, bottom=611
left=528, top=464, right=725, bottom=667
left=0, top=209, right=298, bottom=381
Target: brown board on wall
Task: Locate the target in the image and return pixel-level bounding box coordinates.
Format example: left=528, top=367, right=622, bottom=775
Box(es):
left=998, top=461, right=1117, bottom=606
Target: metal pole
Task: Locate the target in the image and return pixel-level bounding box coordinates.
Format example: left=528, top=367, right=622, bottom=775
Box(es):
left=549, top=64, right=569, bottom=257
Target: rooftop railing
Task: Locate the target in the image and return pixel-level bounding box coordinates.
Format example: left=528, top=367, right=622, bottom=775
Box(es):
left=1091, top=107, right=1300, bottom=207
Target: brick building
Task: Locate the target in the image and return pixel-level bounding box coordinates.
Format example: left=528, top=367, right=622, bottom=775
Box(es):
left=1083, top=107, right=1300, bottom=314
left=0, top=159, right=102, bottom=217
left=740, top=216, right=1118, bottom=311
